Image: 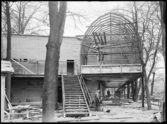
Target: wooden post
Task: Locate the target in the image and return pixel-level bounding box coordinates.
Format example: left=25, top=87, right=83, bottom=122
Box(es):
left=131, top=82, right=135, bottom=101
left=127, top=84, right=130, bottom=99
left=114, top=88, right=115, bottom=98
left=134, top=81, right=137, bottom=101
left=124, top=86, right=126, bottom=98
left=142, top=74, right=144, bottom=107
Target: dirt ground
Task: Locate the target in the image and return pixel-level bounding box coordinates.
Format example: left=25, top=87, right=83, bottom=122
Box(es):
left=4, top=100, right=161, bottom=122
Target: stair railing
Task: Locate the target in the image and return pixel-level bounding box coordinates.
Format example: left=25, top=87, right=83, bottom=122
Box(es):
left=80, top=74, right=93, bottom=106
left=76, top=64, right=93, bottom=107
left=61, top=71, right=66, bottom=117
left=77, top=73, right=91, bottom=115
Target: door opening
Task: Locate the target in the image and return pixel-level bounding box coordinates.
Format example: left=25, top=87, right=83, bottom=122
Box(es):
left=67, top=60, right=74, bottom=75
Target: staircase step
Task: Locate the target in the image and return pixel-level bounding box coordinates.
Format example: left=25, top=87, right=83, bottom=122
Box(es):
left=65, top=93, right=82, bottom=94
left=65, top=92, right=83, bottom=94
left=65, top=98, right=85, bottom=100
left=65, top=102, right=86, bottom=104
left=65, top=94, right=83, bottom=96
left=65, top=102, right=86, bottom=106
left=64, top=85, right=80, bottom=86
left=65, top=100, right=85, bottom=103
left=65, top=96, right=84, bottom=97
left=65, top=106, right=87, bottom=109
left=64, top=87, right=80, bottom=88
left=65, top=104, right=87, bottom=106
left=65, top=109, right=88, bottom=111
left=65, top=95, right=83, bottom=96
left=65, top=91, right=82, bottom=92
left=64, top=82, right=79, bottom=83
left=65, top=112, right=89, bottom=115
left=64, top=80, right=78, bottom=82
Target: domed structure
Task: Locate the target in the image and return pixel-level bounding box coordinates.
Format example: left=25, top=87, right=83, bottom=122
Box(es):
left=80, top=12, right=140, bottom=66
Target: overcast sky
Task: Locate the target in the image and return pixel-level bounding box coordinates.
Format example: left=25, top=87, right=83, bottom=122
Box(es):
left=64, top=1, right=128, bottom=36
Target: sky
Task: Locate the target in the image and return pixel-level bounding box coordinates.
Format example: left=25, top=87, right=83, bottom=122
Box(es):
left=63, top=2, right=128, bottom=36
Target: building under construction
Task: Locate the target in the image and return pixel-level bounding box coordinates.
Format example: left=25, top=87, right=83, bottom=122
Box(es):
left=2, top=11, right=143, bottom=117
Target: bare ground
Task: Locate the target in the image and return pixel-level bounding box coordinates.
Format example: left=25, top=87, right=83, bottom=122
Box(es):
left=3, top=100, right=161, bottom=122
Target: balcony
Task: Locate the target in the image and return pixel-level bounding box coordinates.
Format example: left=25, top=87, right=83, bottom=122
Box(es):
left=81, top=64, right=142, bottom=74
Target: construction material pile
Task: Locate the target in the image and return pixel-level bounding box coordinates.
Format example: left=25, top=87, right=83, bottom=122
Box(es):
left=4, top=105, right=42, bottom=122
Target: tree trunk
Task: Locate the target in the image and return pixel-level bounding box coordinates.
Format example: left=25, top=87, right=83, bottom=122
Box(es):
left=42, top=2, right=67, bottom=122
left=151, top=72, right=155, bottom=96
left=6, top=1, right=12, bottom=101
left=144, top=69, right=152, bottom=110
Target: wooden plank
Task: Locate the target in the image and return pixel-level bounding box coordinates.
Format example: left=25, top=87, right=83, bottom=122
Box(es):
left=103, top=32, right=107, bottom=45
left=95, top=32, right=101, bottom=45
left=92, top=32, right=98, bottom=46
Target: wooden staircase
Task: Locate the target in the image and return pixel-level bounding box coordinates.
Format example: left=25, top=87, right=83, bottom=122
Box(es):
left=62, top=75, right=91, bottom=117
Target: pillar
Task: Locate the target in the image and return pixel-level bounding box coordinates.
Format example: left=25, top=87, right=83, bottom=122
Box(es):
left=131, top=82, right=135, bottom=101
left=142, top=74, right=144, bottom=107
left=124, top=86, right=125, bottom=98
left=134, top=81, right=138, bottom=101
left=127, top=84, right=130, bottom=99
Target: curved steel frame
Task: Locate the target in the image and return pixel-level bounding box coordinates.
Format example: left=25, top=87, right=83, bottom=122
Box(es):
left=80, top=12, right=139, bottom=66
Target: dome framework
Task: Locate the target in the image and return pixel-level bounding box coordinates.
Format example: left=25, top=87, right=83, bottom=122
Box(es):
left=80, top=12, right=140, bottom=66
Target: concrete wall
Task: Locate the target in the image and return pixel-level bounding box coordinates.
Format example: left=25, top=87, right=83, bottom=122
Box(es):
left=2, top=34, right=81, bottom=74
left=11, top=77, right=62, bottom=103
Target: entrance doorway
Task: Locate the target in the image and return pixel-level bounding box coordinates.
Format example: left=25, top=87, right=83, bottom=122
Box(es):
left=67, top=60, right=74, bottom=75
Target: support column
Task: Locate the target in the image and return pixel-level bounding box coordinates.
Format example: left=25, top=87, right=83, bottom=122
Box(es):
left=134, top=81, right=138, bottom=101
left=124, top=86, right=126, bottom=98
left=6, top=73, right=11, bottom=101
left=142, top=75, right=144, bottom=107
left=114, top=88, right=115, bottom=98
left=131, top=82, right=135, bottom=101
left=127, top=84, right=130, bottom=99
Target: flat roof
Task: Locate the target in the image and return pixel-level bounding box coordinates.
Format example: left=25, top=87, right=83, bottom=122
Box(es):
left=2, top=33, right=78, bottom=38
left=11, top=74, right=61, bottom=78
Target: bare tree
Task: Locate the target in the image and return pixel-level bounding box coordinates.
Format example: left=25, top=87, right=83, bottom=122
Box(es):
left=4, top=1, right=12, bottom=100
left=114, top=2, right=162, bottom=110
left=42, top=1, right=67, bottom=122
left=134, top=1, right=162, bottom=110
left=2, top=1, right=45, bottom=34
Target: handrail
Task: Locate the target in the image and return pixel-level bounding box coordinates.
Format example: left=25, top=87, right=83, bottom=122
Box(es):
left=77, top=73, right=91, bottom=115
left=61, top=72, right=65, bottom=117
left=76, top=64, right=92, bottom=106
left=80, top=74, right=93, bottom=106
left=11, top=58, right=34, bottom=74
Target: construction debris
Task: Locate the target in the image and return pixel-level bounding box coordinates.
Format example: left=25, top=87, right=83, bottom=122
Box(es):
left=4, top=104, right=42, bottom=122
